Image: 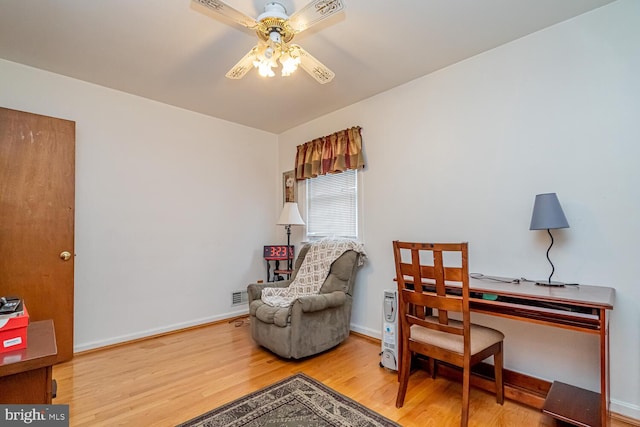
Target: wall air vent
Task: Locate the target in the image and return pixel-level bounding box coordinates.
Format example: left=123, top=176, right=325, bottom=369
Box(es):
left=232, top=290, right=249, bottom=306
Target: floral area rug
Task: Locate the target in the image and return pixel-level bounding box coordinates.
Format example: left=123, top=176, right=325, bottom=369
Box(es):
left=176, top=373, right=399, bottom=427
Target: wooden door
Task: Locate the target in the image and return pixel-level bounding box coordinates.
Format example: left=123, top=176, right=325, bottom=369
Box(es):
left=0, top=107, right=75, bottom=363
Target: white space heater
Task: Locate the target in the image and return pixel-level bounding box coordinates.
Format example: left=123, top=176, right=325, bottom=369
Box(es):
left=380, top=289, right=398, bottom=370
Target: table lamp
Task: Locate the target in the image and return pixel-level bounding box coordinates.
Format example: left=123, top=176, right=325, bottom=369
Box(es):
left=529, top=193, right=570, bottom=286
left=277, top=202, right=305, bottom=270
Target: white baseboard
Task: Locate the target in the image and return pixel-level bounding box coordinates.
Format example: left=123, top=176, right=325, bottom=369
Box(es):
left=349, top=323, right=381, bottom=340
left=610, top=399, right=640, bottom=424
left=73, top=309, right=249, bottom=353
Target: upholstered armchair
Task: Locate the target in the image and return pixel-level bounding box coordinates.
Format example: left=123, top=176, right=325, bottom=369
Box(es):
left=247, top=243, right=363, bottom=359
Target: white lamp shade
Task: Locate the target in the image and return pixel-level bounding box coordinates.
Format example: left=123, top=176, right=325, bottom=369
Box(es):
left=277, top=202, right=305, bottom=226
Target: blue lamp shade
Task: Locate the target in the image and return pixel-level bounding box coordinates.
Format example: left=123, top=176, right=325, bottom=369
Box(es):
left=529, top=193, right=569, bottom=230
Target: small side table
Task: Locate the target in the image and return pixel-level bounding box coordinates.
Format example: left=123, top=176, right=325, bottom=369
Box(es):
left=543, top=381, right=602, bottom=427
left=0, top=320, right=58, bottom=404
left=264, top=245, right=294, bottom=282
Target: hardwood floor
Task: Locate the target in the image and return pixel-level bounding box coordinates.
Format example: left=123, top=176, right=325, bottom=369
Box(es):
left=53, top=318, right=633, bottom=427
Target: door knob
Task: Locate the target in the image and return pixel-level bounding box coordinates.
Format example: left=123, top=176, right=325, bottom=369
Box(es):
left=60, top=251, right=72, bottom=261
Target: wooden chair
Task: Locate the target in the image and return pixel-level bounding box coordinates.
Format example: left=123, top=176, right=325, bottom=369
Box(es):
left=393, top=241, right=504, bottom=427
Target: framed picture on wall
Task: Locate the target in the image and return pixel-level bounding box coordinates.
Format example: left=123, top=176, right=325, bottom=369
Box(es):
left=283, top=170, right=296, bottom=204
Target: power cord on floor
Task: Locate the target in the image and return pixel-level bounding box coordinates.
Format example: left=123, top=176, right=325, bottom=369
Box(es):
left=229, top=315, right=250, bottom=327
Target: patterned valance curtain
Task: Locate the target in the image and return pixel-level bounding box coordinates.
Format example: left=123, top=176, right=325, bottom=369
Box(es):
left=295, top=126, right=365, bottom=180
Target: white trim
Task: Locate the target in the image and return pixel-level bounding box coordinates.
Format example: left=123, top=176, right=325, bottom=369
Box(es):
left=610, top=399, right=640, bottom=423
left=349, top=322, right=380, bottom=340
left=73, top=309, right=249, bottom=353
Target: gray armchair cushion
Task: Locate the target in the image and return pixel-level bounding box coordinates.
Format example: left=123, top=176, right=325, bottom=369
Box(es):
left=319, top=250, right=359, bottom=294
left=251, top=300, right=291, bottom=327
left=248, top=281, right=292, bottom=327
left=299, top=291, right=346, bottom=312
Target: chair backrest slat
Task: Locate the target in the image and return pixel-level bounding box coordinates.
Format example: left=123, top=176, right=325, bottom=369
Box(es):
left=393, top=241, right=470, bottom=337
left=401, top=288, right=462, bottom=312
left=418, top=265, right=464, bottom=282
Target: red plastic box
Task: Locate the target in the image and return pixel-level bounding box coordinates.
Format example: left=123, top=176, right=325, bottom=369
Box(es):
left=0, top=304, right=29, bottom=353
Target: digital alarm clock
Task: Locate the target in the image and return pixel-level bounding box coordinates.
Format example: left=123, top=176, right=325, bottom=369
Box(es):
left=263, top=245, right=294, bottom=260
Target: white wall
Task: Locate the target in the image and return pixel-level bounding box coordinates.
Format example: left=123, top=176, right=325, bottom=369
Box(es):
left=0, top=59, right=279, bottom=351
left=278, top=0, right=640, bottom=418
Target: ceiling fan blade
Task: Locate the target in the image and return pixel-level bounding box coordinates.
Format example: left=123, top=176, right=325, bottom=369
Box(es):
left=293, top=45, right=335, bottom=84
left=225, top=46, right=260, bottom=79
left=192, top=0, right=257, bottom=29
left=288, top=0, right=345, bottom=33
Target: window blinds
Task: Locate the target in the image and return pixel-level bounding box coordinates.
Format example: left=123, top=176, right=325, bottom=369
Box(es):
left=306, top=169, right=357, bottom=238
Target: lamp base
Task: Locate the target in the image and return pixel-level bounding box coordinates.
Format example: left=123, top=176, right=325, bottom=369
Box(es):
left=534, top=280, right=565, bottom=287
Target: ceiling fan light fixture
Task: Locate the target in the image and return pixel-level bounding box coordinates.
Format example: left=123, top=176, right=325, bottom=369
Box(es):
left=254, top=60, right=277, bottom=77
left=280, top=53, right=300, bottom=76
left=254, top=59, right=276, bottom=77
left=252, top=44, right=279, bottom=77
left=194, top=0, right=343, bottom=83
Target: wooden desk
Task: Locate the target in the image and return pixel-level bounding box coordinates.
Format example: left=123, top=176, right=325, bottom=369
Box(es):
left=0, top=320, right=58, bottom=404
left=399, top=277, right=614, bottom=427
left=467, top=278, right=614, bottom=427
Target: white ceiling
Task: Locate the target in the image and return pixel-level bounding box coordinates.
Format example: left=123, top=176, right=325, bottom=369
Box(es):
left=0, top=0, right=614, bottom=134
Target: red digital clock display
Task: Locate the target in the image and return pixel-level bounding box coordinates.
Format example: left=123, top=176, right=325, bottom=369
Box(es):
left=263, top=245, right=294, bottom=260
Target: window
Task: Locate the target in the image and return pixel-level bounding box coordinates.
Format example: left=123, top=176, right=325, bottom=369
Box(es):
left=306, top=169, right=358, bottom=239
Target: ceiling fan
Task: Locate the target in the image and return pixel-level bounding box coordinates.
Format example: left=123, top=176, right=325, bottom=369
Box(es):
left=193, top=0, right=344, bottom=84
